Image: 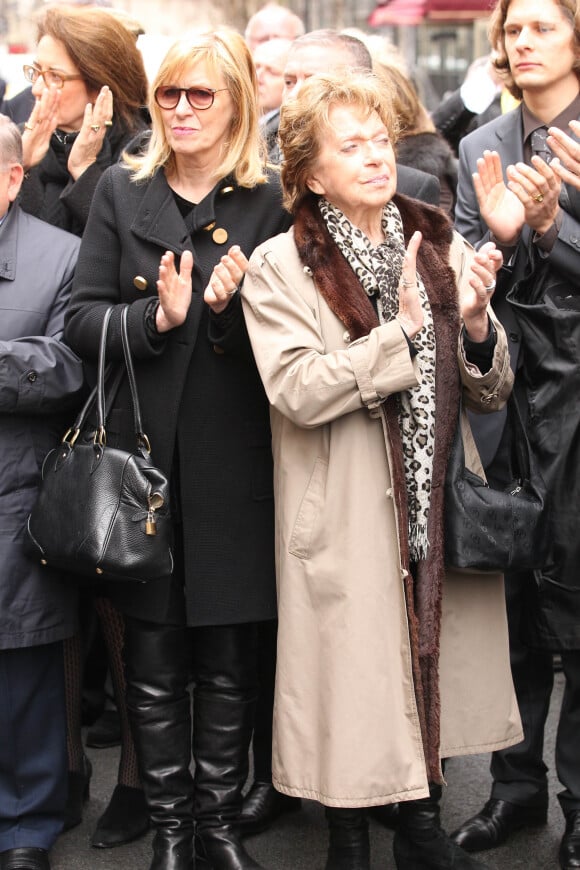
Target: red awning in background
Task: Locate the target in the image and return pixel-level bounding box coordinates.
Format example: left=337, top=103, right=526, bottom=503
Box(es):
left=368, top=0, right=494, bottom=26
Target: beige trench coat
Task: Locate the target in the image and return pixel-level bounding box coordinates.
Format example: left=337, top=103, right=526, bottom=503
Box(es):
left=242, top=227, right=523, bottom=808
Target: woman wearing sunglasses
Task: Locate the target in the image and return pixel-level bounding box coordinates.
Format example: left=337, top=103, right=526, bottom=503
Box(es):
left=18, top=5, right=148, bottom=236
left=65, top=28, right=291, bottom=870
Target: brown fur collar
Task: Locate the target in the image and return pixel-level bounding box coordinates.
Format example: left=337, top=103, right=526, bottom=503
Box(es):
left=293, top=194, right=463, bottom=781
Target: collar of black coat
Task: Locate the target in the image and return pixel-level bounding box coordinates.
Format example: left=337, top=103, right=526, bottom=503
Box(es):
left=131, top=170, right=239, bottom=251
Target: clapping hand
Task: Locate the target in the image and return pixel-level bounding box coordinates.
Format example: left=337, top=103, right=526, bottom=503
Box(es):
left=505, top=155, right=561, bottom=236
left=472, top=150, right=525, bottom=245
left=155, top=250, right=194, bottom=333
left=67, top=86, right=114, bottom=180
left=547, top=120, right=580, bottom=191
left=396, top=231, right=424, bottom=340
left=204, top=245, right=249, bottom=314
left=461, top=241, right=503, bottom=342
left=473, top=149, right=561, bottom=244
left=21, top=85, right=60, bottom=170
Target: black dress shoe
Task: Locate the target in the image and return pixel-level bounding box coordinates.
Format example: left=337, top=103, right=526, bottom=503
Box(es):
left=63, top=754, right=92, bottom=832
left=367, top=803, right=399, bottom=830
left=86, top=709, right=121, bottom=749
left=237, top=781, right=302, bottom=836
left=560, top=809, right=580, bottom=869
left=450, top=798, right=547, bottom=852
left=0, top=847, right=50, bottom=869
left=91, top=784, right=150, bottom=848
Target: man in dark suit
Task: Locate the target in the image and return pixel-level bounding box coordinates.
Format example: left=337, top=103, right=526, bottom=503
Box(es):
left=253, top=37, right=292, bottom=161
left=0, top=116, right=84, bottom=870
left=452, top=1, right=580, bottom=868
left=238, top=28, right=441, bottom=839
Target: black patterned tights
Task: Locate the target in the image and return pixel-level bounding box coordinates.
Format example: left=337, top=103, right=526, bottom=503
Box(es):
left=63, top=597, right=141, bottom=788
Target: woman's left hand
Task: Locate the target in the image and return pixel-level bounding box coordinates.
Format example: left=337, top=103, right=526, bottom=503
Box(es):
left=204, top=245, right=249, bottom=314
left=67, top=85, right=113, bottom=181
left=461, top=241, right=503, bottom=342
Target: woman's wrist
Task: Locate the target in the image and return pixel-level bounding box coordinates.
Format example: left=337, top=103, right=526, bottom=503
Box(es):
left=463, top=313, right=490, bottom=344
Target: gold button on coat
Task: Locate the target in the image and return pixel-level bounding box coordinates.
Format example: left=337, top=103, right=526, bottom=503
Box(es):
left=212, top=228, right=228, bottom=245
left=133, top=275, right=148, bottom=291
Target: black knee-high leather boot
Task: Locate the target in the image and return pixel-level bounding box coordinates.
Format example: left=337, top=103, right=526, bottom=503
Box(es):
left=124, top=618, right=194, bottom=870
left=325, top=807, right=370, bottom=870
left=393, top=785, right=489, bottom=870
left=192, top=624, right=266, bottom=870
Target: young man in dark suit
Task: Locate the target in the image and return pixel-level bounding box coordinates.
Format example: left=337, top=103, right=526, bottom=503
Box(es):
left=453, top=2, right=580, bottom=868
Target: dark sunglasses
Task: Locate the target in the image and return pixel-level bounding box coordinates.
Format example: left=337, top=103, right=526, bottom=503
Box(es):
left=154, top=86, right=228, bottom=111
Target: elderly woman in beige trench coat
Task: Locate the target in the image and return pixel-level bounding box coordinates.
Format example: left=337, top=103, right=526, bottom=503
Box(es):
left=207, top=72, right=523, bottom=870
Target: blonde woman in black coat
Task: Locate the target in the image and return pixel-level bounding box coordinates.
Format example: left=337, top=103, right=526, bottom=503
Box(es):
left=65, top=28, right=291, bottom=870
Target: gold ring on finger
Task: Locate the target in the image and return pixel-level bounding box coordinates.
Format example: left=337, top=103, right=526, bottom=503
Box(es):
left=91, top=124, right=101, bottom=132
left=24, top=122, right=35, bottom=131
left=532, top=192, right=544, bottom=203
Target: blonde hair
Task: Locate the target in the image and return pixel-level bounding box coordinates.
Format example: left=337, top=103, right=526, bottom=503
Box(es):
left=126, top=28, right=267, bottom=186
left=279, top=71, right=399, bottom=213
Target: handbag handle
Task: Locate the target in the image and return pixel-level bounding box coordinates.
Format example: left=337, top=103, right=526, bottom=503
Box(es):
left=119, top=305, right=151, bottom=454
left=64, top=305, right=152, bottom=456
left=95, top=305, right=114, bottom=444
left=454, top=392, right=535, bottom=486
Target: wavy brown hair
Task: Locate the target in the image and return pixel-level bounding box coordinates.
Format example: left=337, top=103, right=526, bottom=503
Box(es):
left=488, top=0, right=580, bottom=99
left=279, top=71, right=399, bottom=213
left=35, top=5, right=148, bottom=132
left=374, top=64, right=435, bottom=136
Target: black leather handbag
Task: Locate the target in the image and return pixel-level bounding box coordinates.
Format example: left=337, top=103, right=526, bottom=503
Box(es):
left=26, top=305, right=173, bottom=582
left=444, top=397, right=549, bottom=573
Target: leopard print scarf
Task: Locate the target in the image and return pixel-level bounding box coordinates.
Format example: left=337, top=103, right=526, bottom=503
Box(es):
left=319, top=197, right=437, bottom=560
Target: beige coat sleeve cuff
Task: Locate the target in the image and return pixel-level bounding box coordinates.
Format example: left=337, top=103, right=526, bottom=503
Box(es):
left=348, top=323, right=420, bottom=409
left=459, top=308, right=514, bottom=413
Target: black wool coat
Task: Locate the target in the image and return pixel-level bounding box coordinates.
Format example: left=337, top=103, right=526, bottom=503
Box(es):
left=19, top=119, right=148, bottom=237
left=65, top=163, right=292, bottom=627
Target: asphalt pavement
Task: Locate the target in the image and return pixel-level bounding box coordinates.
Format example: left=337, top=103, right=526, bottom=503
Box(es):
left=51, top=670, right=565, bottom=869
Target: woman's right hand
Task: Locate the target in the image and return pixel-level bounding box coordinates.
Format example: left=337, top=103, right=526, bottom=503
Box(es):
left=396, top=230, right=424, bottom=339
left=155, top=250, right=194, bottom=332
left=21, top=86, right=60, bottom=170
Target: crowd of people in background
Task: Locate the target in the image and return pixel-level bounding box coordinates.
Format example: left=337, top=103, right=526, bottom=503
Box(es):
left=1, top=1, right=579, bottom=870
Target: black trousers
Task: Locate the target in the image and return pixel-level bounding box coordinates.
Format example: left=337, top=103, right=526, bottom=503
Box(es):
left=490, top=571, right=580, bottom=814
left=0, top=641, right=67, bottom=851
